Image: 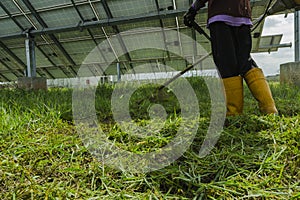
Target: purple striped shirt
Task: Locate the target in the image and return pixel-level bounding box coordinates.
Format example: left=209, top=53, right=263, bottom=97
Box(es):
left=208, top=15, right=252, bottom=27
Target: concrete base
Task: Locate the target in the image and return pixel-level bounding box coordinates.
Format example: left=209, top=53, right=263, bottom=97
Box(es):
left=280, top=62, right=300, bottom=87
left=18, top=77, right=47, bottom=90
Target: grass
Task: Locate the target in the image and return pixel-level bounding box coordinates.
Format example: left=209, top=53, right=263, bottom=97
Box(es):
left=0, top=77, right=299, bottom=199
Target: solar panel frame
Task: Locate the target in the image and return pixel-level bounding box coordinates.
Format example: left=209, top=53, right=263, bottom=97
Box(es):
left=0, top=0, right=274, bottom=82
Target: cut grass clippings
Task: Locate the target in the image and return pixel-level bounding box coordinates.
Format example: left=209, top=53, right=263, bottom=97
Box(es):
left=0, top=77, right=299, bottom=199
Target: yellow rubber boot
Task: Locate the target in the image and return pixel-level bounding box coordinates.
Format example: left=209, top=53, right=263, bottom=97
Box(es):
left=244, top=68, right=278, bottom=114
left=223, top=76, right=244, bottom=116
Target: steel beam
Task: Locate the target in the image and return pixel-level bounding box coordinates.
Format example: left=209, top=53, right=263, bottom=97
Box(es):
left=37, top=45, right=70, bottom=77
left=0, top=2, right=24, bottom=30
left=0, top=73, right=10, bottom=82
left=295, top=10, right=300, bottom=61
left=21, top=0, right=77, bottom=76
left=0, top=9, right=186, bottom=41
left=260, top=43, right=293, bottom=49
left=155, top=0, right=171, bottom=62
left=101, top=0, right=134, bottom=71
left=87, top=0, right=120, bottom=65
left=0, top=59, right=20, bottom=79
left=0, top=0, right=273, bottom=42
left=0, top=41, right=26, bottom=70
left=40, top=67, right=55, bottom=79
left=173, top=0, right=184, bottom=57
left=71, top=0, right=107, bottom=75
left=2, top=0, right=66, bottom=78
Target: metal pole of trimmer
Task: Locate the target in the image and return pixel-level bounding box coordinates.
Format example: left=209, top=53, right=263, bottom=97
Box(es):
left=159, top=21, right=211, bottom=90
left=191, top=21, right=211, bottom=42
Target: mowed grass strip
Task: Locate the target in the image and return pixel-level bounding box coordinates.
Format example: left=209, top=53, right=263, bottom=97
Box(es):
left=0, top=78, right=299, bottom=199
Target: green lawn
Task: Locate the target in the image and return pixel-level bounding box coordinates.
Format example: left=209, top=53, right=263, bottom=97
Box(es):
left=0, top=78, right=299, bottom=199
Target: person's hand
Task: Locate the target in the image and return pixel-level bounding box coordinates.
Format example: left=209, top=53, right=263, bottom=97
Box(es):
left=184, top=7, right=197, bottom=27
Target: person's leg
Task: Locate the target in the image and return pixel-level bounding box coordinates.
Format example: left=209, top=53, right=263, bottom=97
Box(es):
left=234, top=25, right=278, bottom=114
left=209, top=22, right=240, bottom=78
left=209, top=22, right=243, bottom=116
left=243, top=68, right=278, bottom=114
left=222, top=76, right=244, bottom=116
left=232, top=25, right=253, bottom=76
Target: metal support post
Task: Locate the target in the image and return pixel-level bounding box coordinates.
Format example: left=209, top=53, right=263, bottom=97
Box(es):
left=117, top=62, right=121, bottom=82
left=295, top=10, right=300, bottom=61
left=25, top=34, right=36, bottom=77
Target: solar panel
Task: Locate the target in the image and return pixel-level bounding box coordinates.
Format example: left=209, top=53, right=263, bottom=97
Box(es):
left=0, top=0, right=274, bottom=82
left=255, top=34, right=286, bottom=53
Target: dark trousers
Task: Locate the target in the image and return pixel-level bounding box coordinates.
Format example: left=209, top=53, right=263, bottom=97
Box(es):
left=209, top=22, right=253, bottom=78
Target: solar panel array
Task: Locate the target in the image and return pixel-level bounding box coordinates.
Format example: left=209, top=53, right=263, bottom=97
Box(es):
left=0, top=0, right=269, bottom=82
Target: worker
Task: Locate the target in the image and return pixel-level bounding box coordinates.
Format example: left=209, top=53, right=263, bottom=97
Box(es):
left=184, top=0, right=278, bottom=116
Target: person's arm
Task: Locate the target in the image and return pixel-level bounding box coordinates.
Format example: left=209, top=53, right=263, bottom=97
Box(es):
left=191, top=0, right=208, bottom=11
left=184, top=0, right=208, bottom=27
